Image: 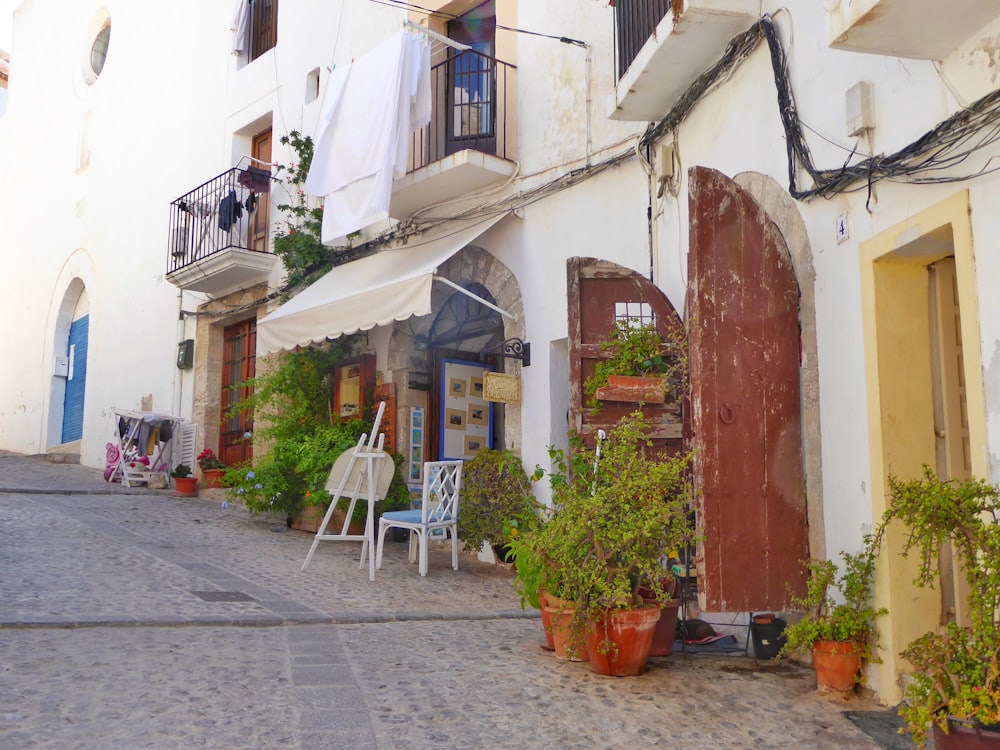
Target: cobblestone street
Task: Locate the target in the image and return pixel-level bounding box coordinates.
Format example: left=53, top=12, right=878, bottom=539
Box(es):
left=0, top=453, right=893, bottom=749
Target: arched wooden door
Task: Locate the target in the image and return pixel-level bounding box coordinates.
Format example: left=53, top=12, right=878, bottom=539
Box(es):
left=688, top=166, right=808, bottom=612
left=567, top=257, right=684, bottom=453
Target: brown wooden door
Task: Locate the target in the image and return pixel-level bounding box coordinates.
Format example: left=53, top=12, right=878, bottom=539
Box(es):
left=567, top=257, right=684, bottom=453
left=249, top=129, right=271, bottom=252
left=220, top=319, right=256, bottom=466
left=688, top=166, right=808, bottom=612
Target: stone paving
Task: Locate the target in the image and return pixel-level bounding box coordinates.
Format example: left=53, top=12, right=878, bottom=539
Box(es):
left=0, top=452, right=895, bottom=749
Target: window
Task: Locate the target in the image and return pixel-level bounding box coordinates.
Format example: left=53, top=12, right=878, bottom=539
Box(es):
left=250, top=0, right=277, bottom=61
left=90, top=24, right=111, bottom=78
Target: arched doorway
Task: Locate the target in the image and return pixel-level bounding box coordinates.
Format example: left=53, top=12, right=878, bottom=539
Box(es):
left=49, top=280, right=90, bottom=448
left=427, top=283, right=505, bottom=460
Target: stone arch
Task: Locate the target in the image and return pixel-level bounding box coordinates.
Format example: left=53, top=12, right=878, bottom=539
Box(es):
left=388, top=244, right=525, bottom=453
left=734, top=170, right=824, bottom=561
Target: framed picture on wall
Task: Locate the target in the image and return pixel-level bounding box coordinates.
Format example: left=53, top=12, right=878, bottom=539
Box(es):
left=440, top=358, right=494, bottom=461
left=449, top=378, right=467, bottom=398
left=409, top=406, right=425, bottom=484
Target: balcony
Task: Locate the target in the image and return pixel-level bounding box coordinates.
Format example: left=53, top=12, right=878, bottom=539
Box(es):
left=390, top=49, right=517, bottom=220
left=609, top=0, right=759, bottom=122
left=166, top=167, right=278, bottom=297
left=826, top=0, right=1000, bottom=60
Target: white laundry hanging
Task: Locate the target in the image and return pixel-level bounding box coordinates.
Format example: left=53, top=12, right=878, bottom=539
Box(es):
left=231, top=0, right=249, bottom=54
left=304, top=29, right=431, bottom=246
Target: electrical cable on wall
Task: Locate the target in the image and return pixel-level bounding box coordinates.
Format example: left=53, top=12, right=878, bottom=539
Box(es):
left=640, top=15, right=1000, bottom=201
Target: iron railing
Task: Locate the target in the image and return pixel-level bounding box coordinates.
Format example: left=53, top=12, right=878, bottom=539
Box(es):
left=615, top=0, right=672, bottom=80
left=408, top=49, right=516, bottom=173
left=167, top=166, right=272, bottom=274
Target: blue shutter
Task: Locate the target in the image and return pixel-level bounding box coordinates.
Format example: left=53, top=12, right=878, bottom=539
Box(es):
left=61, top=314, right=89, bottom=443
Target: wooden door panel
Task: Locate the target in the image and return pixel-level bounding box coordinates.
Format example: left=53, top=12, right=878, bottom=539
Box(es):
left=568, top=258, right=684, bottom=452
left=220, top=319, right=256, bottom=466
left=688, top=166, right=807, bottom=612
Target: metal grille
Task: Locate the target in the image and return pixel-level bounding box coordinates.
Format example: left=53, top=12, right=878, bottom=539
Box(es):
left=615, top=0, right=672, bottom=80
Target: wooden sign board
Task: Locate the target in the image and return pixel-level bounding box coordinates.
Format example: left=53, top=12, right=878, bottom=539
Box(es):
left=483, top=372, right=520, bottom=403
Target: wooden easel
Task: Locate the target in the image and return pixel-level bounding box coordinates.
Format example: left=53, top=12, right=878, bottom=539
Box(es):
left=301, top=401, right=391, bottom=581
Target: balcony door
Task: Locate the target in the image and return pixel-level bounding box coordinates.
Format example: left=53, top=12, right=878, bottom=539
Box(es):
left=249, top=128, right=271, bottom=252
left=446, top=1, right=496, bottom=156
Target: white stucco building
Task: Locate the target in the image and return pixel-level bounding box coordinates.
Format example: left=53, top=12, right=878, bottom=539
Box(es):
left=2, top=0, right=1000, bottom=704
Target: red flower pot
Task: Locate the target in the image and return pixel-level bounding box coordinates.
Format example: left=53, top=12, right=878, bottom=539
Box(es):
left=811, top=640, right=861, bottom=692
left=586, top=606, right=661, bottom=676
left=173, top=476, right=198, bottom=497
left=201, top=468, right=225, bottom=488
left=933, top=718, right=1000, bottom=749
left=543, top=602, right=588, bottom=662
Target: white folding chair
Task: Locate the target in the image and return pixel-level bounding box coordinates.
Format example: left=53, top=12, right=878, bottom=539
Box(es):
left=375, top=460, right=463, bottom=577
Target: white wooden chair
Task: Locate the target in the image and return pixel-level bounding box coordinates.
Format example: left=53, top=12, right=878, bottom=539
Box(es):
left=375, top=460, right=463, bottom=577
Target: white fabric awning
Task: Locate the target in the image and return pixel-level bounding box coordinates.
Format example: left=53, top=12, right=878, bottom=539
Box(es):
left=257, top=213, right=508, bottom=356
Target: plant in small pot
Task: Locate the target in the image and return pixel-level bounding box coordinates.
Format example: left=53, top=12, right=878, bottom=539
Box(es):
left=197, top=448, right=226, bottom=488
left=778, top=534, right=886, bottom=694
left=543, top=410, right=696, bottom=676
left=171, top=463, right=198, bottom=496
left=881, top=468, right=1000, bottom=749
left=457, top=448, right=533, bottom=563
left=582, top=320, right=686, bottom=412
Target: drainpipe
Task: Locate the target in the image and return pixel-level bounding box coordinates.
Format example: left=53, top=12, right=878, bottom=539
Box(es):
left=174, top=289, right=184, bottom=418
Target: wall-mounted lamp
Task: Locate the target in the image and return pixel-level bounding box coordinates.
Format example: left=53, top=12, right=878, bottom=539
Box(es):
left=485, top=338, right=530, bottom=367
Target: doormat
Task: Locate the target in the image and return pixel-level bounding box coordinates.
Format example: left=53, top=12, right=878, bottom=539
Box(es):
left=671, top=634, right=745, bottom=654
left=843, top=707, right=913, bottom=750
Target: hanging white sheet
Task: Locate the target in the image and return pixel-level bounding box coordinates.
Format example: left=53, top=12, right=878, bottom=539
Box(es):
left=304, top=30, right=431, bottom=246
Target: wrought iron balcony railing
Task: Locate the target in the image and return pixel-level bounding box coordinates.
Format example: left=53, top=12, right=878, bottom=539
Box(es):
left=167, top=166, right=272, bottom=274
left=408, top=49, right=516, bottom=173
left=615, top=0, right=672, bottom=80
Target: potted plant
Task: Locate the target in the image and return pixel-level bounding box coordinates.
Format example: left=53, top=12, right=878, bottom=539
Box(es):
left=882, top=468, right=1000, bottom=749
left=457, top=449, right=533, bottom=562
left=531, top=410, right=695, bottom=675
left=171, top=463, right=198, bottom=496
left=778, top=534, right=886, bottom=693
left=197, top=448, right=226, bottom=488
left=582, top=320, right=685, bottom=411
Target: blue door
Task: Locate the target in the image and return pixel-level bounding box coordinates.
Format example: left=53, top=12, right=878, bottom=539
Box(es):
left=61, top=314, right=89, bottom=443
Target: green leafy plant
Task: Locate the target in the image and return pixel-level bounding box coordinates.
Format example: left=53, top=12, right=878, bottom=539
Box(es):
left=522, top=411, right=696, bottom=650
left=582, top=320, right=687, bottom=412
left=272, top=131, right=333, bottom=292
left=171, top=463, right=192, bottom=478
left=223, top=342, right=407, bottom=525
left=778, top=534, right=886, bottom=675
left=457, top=449, right=533, bottom=555
left=881, top=468, right=1000, bottom=747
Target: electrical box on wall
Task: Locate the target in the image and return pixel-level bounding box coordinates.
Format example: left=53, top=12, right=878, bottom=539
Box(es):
left=53, top=355, right=69, bottom=378
left=846, top=81, right=874, bottom=137
left=177, top=339, right=194, bottom=370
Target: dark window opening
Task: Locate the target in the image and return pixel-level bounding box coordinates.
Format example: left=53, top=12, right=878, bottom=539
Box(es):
left=250, top=0, right=277, bottom=61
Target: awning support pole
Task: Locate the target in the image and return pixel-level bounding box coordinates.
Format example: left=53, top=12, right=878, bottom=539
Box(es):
left=434, top=277, right=518, bottom=321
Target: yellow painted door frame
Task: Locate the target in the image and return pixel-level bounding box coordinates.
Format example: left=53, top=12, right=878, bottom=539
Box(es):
left=859, top=190, right=987, bottom=703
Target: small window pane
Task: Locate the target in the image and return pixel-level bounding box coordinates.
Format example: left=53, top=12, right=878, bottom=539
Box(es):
left=90, top=25, right=111, bottom=77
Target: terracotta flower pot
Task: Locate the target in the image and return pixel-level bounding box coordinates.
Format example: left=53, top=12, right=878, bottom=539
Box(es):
left=595, top=374, right=667, bottom=404
left=201, top=468, right=225, bottom=488
left=932, top=718, right=1000, bottom=749
left=543, top=602, right=588, bottom=662
left=811, top=640, right=861, bottom=692
left=586, top=606, right=661, bottom=676
left=173, top=476, right=198, bottom=496
left=538, top=592, right=555, bottom=651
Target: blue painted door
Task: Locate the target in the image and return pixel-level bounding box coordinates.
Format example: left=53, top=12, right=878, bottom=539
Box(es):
left=61, top=314, right=89, bottom=443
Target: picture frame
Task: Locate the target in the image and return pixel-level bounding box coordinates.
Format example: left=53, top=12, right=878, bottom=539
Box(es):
left=445, top=408, right=465, bottom=429
left=448, top=377, right=467, bottom=398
